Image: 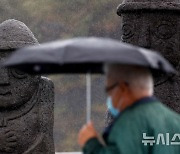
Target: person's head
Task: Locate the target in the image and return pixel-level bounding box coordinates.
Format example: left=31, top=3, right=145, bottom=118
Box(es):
left=0, top=19, right=40, bottom=109
left=105, top=64, right=154, bottom=114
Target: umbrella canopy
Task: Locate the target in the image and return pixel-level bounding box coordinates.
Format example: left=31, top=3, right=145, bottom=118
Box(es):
left=1, top=37, right=176, bottom=123
left=2, top=37, right=176, bottom=75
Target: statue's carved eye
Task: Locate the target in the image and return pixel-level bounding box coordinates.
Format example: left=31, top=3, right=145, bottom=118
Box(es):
left=155, top=21, right=176, bottom=39
left=122, top=24, right=135, bottom=40
left=11, top=69, right=28, bottom=79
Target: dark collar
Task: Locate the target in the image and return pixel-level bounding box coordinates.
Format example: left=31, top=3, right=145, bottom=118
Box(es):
left=129, top=96, right=158, bottom=109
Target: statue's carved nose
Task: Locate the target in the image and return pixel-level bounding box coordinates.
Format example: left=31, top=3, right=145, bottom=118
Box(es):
left=138, top=26, right=151, bottom=49
left=0, top=68, right=10, bottom=85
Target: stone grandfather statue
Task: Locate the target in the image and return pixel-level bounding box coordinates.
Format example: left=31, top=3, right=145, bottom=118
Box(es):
left=0, top=19, right=55, bottom=154
left=117, top=0, right=180, bottom=113
left=106, top=0, right=180, bottom=126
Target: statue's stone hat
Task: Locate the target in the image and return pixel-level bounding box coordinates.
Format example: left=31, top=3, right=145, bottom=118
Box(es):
left=0, top=19, right=38, bottom=49
left=118, top=0, right=180, bottom=15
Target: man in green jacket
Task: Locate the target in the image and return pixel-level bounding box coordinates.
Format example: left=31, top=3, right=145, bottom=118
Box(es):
left=78, top=64, right=180, bottom=154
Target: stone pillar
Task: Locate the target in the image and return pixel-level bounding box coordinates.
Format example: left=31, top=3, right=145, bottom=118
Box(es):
left=116, top=0, right=180, bottom=113
left=0, top=19, right=55, bottom=154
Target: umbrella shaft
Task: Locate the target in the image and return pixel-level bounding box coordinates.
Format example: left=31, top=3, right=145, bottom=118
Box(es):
left=86, top=73, right=91, bottom=123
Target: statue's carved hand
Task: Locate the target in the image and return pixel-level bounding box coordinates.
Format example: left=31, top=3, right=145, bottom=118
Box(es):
left=0, top=129, right=18, bottom=153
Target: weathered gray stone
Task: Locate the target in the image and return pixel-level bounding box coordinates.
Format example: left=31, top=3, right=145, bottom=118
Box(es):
left=0, top=19, right=55, bottom=154
left=0, top=19, right=38, bottom=49
left=117, top=0, right=180, bottom=113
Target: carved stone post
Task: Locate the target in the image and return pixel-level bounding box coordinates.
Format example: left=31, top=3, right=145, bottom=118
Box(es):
left=116, top=0, right=180, bottom=113
left=0, top=19, right=55, bottom=154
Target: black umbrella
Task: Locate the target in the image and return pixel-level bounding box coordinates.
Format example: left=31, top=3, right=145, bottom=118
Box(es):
left=2, top=37, right=176, bottom=122
left=3, top=37, right=175, bottom=74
